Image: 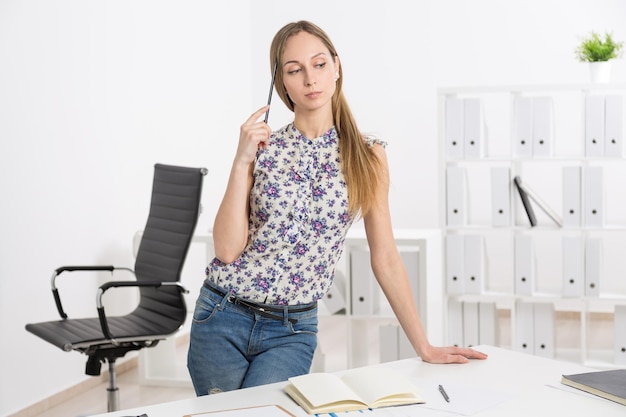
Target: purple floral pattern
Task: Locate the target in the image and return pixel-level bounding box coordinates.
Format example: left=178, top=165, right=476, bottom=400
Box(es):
left=207, top=123, right=386, bottom=305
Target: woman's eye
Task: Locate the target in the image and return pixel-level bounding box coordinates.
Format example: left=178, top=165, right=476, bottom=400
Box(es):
left=315, top=62, right=327, bottom=69
left=287, top=68, right=301, bottom=75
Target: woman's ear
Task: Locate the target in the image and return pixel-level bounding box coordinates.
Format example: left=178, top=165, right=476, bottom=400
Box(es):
left=334, top=56, right=341, bottom=80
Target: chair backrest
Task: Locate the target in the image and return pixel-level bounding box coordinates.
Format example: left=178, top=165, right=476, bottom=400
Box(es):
left=133, top=163, right=206, bottom=328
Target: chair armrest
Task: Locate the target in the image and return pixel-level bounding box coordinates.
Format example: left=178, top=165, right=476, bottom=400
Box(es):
left=51, top=265, right=133, bottom=319
left=96, top=281, right=188, bottom=341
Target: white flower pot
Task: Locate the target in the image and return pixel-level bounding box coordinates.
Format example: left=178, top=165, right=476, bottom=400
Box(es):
left=589, top=61, right=612, bottom=83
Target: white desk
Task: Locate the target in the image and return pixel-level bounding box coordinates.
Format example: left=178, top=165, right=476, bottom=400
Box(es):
left=92, top=345, right=624, bottom=417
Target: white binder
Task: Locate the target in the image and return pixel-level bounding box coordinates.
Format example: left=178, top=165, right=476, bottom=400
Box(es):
left=515, top=300, right=535, bottom=354
left=447, top=299, right=464, bottom=348
left=585, top=94, right=606, bottom=157
left=531, top=96, right=554, bottom=157
left=463, top=98, right=484, bottom=158
left=446, top=234, right=465, bottom=295
left=583, top=166, right=604, bottom=227
left=513, top=95, right=533, bottom=157
left=604, top=95, right=624, bottom=157
left=584, top=238, right=602, bottom=297
left=398, top=331, right=415, bottom=360
left=464, top=234, right=485, bottom=294
left=514, top=234, right=534, bottom=296
left=562, top=236, right=584, bottom=297
left=323, top=270, right=346, bottom=314
left=562, top=166, right=581, bottom=228
left=491, top=166, right=511, bottom=227
left=446, top=166, right=468, bottom=226
left=614, top=305, right=626, bottom=365
left=462, top=301, right=480, bottom=348
left=350, top=248, right=379, bottom=315
left=446, top=96, right=465, bottom=158
left=478, top=302, right=498, bottom=346
left=533, top=302, right=555, bottom=358
left=379, top=324, right=399, bottom=363
left=399, top=248, right=420, bottom=307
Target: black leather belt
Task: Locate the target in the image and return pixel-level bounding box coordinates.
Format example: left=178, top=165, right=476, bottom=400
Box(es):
left=203, top=282, right=316, bottom=324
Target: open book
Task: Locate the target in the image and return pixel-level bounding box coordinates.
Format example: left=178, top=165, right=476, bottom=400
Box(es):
left=284, top=366, right=425, bottom=414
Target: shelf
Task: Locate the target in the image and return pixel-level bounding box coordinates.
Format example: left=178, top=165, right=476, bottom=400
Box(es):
left=439, top=83, right=626, bottom=95
left=439, top=84, right=626, bottom=367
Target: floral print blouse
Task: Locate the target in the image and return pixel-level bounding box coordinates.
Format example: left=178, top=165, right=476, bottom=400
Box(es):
left=206, top=122, right=386, bottom=305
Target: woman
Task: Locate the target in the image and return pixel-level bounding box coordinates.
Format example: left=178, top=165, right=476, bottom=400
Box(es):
left=187, top=20, right=486, bottom=396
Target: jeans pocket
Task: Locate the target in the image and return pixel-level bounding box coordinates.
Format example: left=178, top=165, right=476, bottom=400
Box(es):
left=288, top=313, right=318, bottom=336
left=192, top=290, right=219, bottom=324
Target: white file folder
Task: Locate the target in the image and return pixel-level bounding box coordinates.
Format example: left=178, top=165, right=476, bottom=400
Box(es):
left=562, top=166, right=581, bottom=228
left=532, top=96, right=554, bottom=157
left=446, top=234, right=465, bottom=295
left=513, top=95, right=533, bottom=157
left=585, top=94, right=606, bottom=157
left=533, top=303, right=555, bottom=358
left=463, top=98, right=484, bottom=158
left=463, top=301, right=480, bottom=348
left=491, top=166, right=511, bottom=227
left=514, top=234, right=534, bottom=296
left=399, top=248, right=420, bottom=307
left=464, top=234, right=484, bottom=294
left=324, top=270, right=346, bottom=314
left=478, top=302, right=498, bottom=346
left=515, top=300, right=534, bottom=354
left=584, top=238, right=602, bottom=297
left=604, top=95, right=624, bottom=157
left=562, top=236, right=584, bottom=297
left=398, top=331, right=414, bottom=360
left=350, top=248, right=379, bottom=315
left=614, top=305, right=626, bottom=365
left=583, top=166, right=604, bottom=227
left=447, top=299, right=464, bottom=348
left=446, top=96, right=465, bottom=158
left=446, top=166, right=468, bottom=226
left=379, top=324, right=399, bottom=363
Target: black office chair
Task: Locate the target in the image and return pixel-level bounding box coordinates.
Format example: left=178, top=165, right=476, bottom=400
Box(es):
left=26, top=163, right=207, bottom=412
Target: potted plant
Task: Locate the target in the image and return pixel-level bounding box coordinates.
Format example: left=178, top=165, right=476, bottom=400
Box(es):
left=575, top=31, right=624, bottom=83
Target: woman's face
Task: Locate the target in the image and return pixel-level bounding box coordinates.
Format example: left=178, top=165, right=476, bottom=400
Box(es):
left=281, top=31, right=339, bottom=115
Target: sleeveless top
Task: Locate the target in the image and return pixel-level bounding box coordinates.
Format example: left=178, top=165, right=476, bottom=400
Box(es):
left=206, top=122, right=386, bottom=305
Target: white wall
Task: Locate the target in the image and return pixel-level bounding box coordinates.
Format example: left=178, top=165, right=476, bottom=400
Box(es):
left=1, top=0, right=625, bottom=414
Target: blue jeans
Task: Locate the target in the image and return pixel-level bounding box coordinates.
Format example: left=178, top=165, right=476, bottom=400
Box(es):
left=187, top=280, right=318, bottom=396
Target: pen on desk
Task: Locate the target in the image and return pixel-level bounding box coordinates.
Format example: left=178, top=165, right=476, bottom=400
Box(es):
left=438, top=384, right=450, bottom=403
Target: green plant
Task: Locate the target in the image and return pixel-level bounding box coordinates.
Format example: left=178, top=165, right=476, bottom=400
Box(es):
left=575, top=31, right=624, bottom=62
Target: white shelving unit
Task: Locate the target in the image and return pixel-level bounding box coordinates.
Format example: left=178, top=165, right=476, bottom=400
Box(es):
left=439, top=83, right=626, bottom=369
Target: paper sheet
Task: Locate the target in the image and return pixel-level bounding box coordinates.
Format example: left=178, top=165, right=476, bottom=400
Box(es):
left=184, top=404, right=294, bottom=417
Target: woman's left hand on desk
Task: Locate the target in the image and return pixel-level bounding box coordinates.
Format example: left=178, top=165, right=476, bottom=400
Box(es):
left=420, top=345, right=488, bottom=364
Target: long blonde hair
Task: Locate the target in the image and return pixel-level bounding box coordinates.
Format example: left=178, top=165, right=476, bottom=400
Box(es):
left=269, top=20, right=382, bottom=217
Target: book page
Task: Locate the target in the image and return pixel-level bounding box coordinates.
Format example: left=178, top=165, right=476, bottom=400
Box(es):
left=288, top=372, right=365, bottom=408
left=340, top=367, right=424, bottom=407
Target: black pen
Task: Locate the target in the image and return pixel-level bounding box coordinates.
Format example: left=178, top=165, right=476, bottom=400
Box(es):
left=264, top=60, right=277, bottom=124
left=438, top=384, right=450, bottom=403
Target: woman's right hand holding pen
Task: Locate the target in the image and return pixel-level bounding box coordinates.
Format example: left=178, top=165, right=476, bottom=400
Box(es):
left=236, top=105, right=272, bottom=166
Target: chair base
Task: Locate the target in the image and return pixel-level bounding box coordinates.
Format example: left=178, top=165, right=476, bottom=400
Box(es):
left=84, top=343, right=151, bottom=411
left=106, top=360, right=120, bottom=412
